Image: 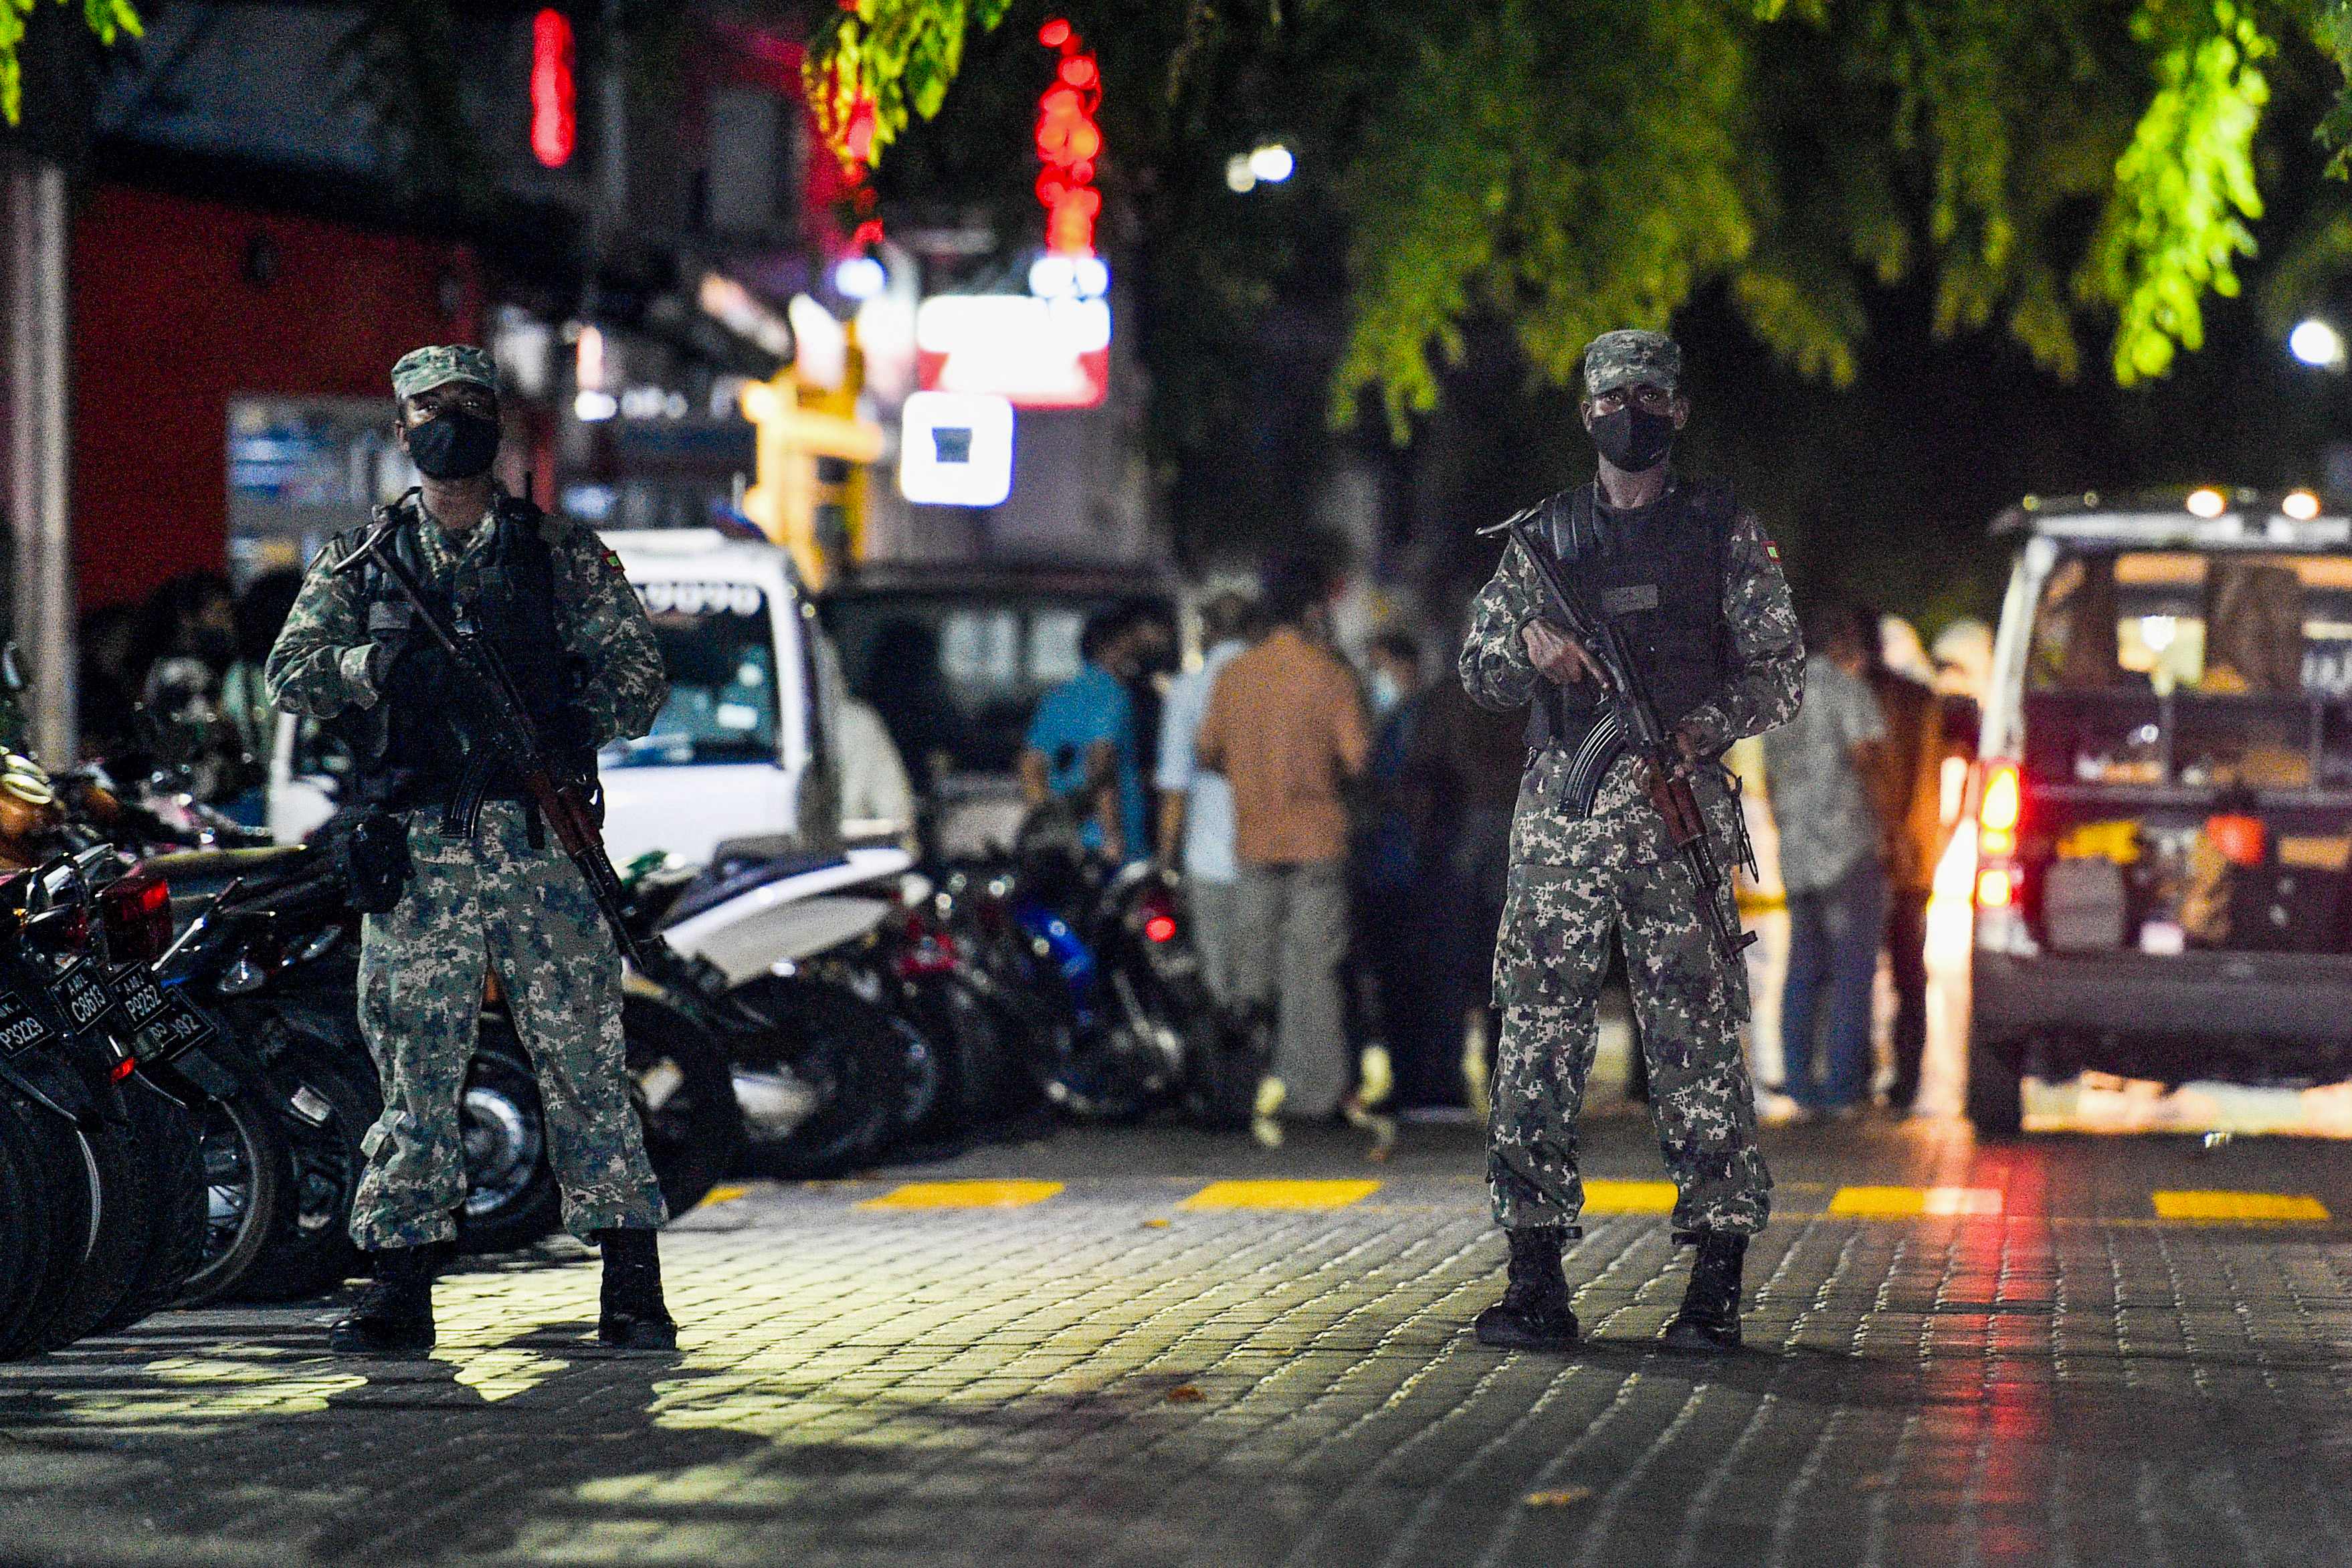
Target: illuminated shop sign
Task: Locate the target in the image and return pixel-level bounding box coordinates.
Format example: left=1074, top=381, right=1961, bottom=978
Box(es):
left=900, top=391, right=1015, bottom=508
left=914, top=294, right=1109, bottom=409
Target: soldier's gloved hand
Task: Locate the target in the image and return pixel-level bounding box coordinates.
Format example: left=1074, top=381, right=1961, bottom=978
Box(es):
left=381, top=641, right=453, bottom=710
left=1522, top=621, right=1606, bottom=688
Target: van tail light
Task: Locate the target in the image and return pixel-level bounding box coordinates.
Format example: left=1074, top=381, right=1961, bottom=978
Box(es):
left=1977, top=762, right=2020, bottom=859
left=1970, top=761, right=2036, bottom=955
left=98, top=868, right=174, bottom=965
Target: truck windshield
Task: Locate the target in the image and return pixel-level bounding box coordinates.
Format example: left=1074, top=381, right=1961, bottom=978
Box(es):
left=601, top=585, right=780, bottom=769
left=2024, top=549, right=2352, bottom=790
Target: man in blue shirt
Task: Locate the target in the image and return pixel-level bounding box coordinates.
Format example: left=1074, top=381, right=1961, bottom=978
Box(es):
left=1022, top=609, right=1149, bottom=862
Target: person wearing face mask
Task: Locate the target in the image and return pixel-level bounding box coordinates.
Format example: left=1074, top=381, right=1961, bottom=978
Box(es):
left=264, top=344, right=677, bottom=1358
left=1195, top=552, right=1372, bottom=1139
left=1458, top=328, right=1803, bottom=1355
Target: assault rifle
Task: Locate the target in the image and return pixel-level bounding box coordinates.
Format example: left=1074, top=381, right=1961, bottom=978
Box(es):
left=1479, top=496, right=1758, bottom=961
left=328, top=515, right=692, bottom=988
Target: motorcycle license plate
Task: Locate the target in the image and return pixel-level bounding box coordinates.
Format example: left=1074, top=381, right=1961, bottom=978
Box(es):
left=0, top=989, right=56, bottom=1056
left=112, top=966, right=215, bottom=1061
left=47, top=957, right=116, bottom=1032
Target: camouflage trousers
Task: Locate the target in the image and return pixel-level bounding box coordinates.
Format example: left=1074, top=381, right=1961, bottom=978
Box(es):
left=349, top=800, right=667, bottom=1251
left=1488, top=845, right=1771, bottom=1240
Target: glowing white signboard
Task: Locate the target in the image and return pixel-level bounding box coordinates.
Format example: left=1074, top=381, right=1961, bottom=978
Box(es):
left=899, top=391, right=1015, bottom=507
left=914, top=294, right=1109, bottom=409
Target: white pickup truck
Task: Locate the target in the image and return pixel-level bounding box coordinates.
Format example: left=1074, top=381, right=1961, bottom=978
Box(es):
left=268, top=527, right=845, bottom=868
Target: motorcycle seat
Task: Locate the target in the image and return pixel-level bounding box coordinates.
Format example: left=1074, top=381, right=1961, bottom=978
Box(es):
left=660, top=846, right=855, bottom=930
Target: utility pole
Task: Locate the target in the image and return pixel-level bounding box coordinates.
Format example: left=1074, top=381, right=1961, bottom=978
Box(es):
left=579, top=0, right=626, bottom=323
left=6, top=152, right=76, bottom=763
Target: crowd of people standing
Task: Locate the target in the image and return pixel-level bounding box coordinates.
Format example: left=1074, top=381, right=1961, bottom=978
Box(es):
left=1760, top=605, right=1983, bottom=1122
left=1020, top=552, right=1558, bottom=1147
left=1016, top=547, right=1991, bottom=1147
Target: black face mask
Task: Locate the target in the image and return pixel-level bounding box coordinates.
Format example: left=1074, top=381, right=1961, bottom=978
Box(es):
left=406, top=409, right=501, bottom=480
left=1589, top=405, right=1676, bottom=472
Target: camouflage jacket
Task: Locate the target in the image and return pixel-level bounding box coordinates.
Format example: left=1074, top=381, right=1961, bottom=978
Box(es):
left=262, top=490, right=668, bottom=748
left=1458, top=480, right=1802, bottom=870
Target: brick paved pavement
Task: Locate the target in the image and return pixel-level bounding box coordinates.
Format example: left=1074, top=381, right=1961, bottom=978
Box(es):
left=1, top=1115, right=2349, bottom=1567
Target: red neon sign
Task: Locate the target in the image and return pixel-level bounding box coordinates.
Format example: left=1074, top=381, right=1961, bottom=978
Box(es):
left=530, top=9, right=576, bottom=169
left=1035, top=19, right=1101, bottom=256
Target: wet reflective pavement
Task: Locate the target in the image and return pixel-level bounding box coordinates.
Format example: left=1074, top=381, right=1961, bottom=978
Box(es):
left=1, top=1114, right=2348, bottom=1567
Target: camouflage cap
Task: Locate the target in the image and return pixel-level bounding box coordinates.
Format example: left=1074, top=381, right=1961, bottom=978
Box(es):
left=390, top=344, right=498, bottom=401
left=1581, top=329, right=1681, bottom=399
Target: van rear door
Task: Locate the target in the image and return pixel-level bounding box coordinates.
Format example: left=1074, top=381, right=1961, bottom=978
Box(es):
left=1993, top=547, right=2352, bottom=960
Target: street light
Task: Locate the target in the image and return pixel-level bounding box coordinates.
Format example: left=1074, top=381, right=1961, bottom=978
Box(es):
left=832, top=256, right=886, bottom=301
left=1248, top=143, right=1295, bottom=184
left=1226, top=143, right=1296, bottom=194
left=2290, top=318, right=2345, bottom=369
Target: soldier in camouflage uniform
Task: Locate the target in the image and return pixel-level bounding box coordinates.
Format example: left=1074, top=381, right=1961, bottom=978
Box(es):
left=1459, top=329, right=1802, bottom=1353
left=265, top=345, right=678, bottom=1356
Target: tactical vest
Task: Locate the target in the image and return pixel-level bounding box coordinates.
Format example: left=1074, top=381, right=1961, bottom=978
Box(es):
left=332, top=494, right=597, bottom=807
left=1525, top=477, right=1735, bottom=759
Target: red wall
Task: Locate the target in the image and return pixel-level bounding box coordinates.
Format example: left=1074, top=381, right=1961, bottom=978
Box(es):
left=71, top=184, right=480, bottom=610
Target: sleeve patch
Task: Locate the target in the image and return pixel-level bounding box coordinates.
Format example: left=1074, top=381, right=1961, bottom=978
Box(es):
left=1763, top=537, right=1781, bottom=563
left=597, top=545, right=627, bottom=577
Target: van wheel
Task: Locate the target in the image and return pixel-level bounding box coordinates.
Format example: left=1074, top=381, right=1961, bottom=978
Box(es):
left=1965, top=1037, right=2025, bottom=1142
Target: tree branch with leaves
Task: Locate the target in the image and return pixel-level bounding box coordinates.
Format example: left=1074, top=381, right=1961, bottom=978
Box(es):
left=1, top=0, right=138, bottom=124
left=811, top=0, right=2352, bottom=431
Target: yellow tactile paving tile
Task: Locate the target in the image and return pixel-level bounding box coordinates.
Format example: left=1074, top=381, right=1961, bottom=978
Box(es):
left=856, top=1179, right=1067, bottom=1209
left=1179, top=1179, right=1381, bottom=1210
left=1829, top=1186, right=2005, bottom=1217
left=2151, top=1189, right=2331, bottom=1222
left=1581, top=1180, right=1679, bottom=1212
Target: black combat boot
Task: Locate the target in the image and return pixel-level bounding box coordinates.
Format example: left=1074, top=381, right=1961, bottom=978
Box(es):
left=329, top=1244, right=442, bottom=1356
left=1473, top=1226, right=1579, bottom=1350
left=595, top=1228, right=679, bottom=1351
left=1661, top=1231, right=1747, bottom=1353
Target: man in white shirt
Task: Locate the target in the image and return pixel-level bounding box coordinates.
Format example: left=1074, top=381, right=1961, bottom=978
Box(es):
left=1155, top=591, right=1259, bottom=1001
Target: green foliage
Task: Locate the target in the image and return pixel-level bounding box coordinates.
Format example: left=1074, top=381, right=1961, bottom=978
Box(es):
left=2313, top=0, right=2352, bottom=171
left=1331, top=1, right=1757, bottom=437
left=0, top=0, right=139, bottom=124
left=807, top=0, right=1016, bottom=166
left=2079, top=0, right=2272, bottom=383
left=815, top=0, right=2337, bottom=431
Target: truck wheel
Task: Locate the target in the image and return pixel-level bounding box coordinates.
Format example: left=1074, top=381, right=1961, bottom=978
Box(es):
left=1965, top=1037, right=2025, bottom=1141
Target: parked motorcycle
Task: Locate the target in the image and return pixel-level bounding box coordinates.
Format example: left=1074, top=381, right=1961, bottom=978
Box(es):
left=928, top=813, right=1262, bottom=1130
left=622, top=844, right=922, bottom=1177
left=0, top=851, right=219, bottom=1355
left=155, top=825, right=749, bottom=1263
